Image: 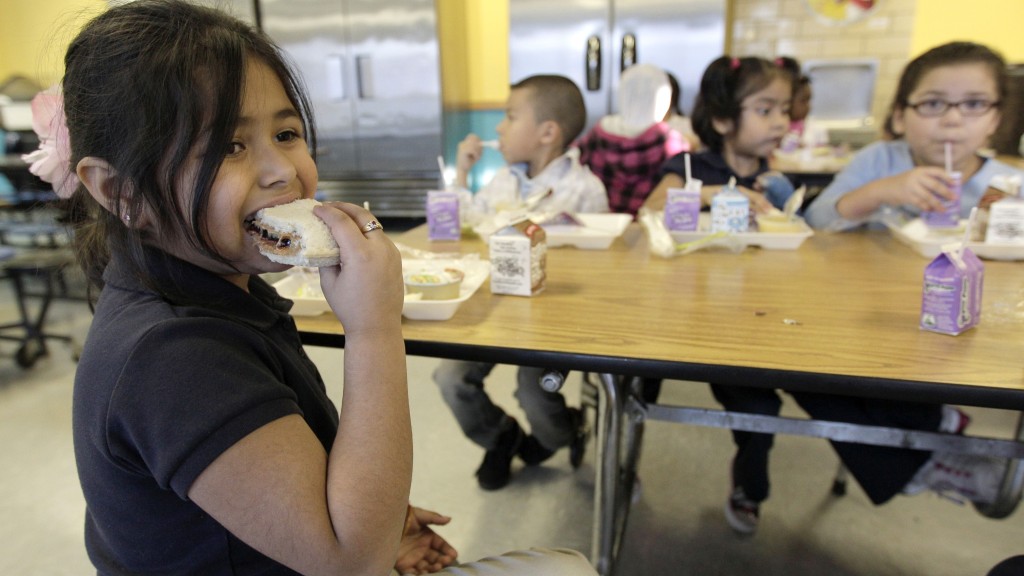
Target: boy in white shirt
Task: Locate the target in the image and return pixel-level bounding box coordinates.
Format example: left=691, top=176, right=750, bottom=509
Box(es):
left=435, top=75, right=607, bottom=490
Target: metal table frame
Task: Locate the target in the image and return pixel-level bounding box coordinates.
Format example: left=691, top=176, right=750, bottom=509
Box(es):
left=298, top=331, right=1024, bottom=576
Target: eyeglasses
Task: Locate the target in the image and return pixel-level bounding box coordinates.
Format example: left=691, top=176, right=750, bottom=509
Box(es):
left=906, top=98, right=1000, bottom=118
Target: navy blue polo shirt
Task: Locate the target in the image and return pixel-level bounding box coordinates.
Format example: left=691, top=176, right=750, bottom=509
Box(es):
left=73, top=246, right=338, bottom=575
left=660, top=149, right=769, bottom=189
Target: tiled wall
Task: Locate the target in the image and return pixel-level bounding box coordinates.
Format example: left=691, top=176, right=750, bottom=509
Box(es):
left=730, top=0, right=916, bottom=130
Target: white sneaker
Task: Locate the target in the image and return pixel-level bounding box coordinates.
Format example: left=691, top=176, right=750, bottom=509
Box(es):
left=724, top=486, right=759, bottom=534
left=904, top=452, right=1006, bottom=504
left=939, top=406, right=971, bottom=434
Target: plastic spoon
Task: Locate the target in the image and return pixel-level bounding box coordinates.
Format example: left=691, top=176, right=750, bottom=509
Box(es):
left=783, top=185, right=806, bottom=220
left=524, top=187, right=553, bottom=211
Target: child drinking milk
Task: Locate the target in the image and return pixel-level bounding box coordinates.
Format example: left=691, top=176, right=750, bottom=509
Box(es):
left=805, top=41, right=1024, bottom=230
left=709, top=43, right=1015, bottom=537
left=59, top=2, right=596, bottom=574
left=642, top=56, right=796, bottom=215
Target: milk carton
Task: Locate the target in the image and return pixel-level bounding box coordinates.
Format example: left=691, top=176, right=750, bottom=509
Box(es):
left=920, top=246, right=983, bottom=335
left=710, top=178, right=749, bottom=233
left=664, top=180, right=702, bottom=232
left=922, top=171, right=961, bottom=229
left=427, top=190, right=461, bottom=241
left=984, top=196, right=1024, bottom=245
left=976, top=174, right=1021, bottom=241
left=489, top=217, right=546, bottom=296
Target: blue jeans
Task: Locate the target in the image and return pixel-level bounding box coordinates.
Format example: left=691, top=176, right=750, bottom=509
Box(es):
left=433, top=360, right=575, bottom=451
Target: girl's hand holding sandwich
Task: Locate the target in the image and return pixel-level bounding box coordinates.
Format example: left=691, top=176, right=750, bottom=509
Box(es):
left=314, top=202, right=404, bottom=335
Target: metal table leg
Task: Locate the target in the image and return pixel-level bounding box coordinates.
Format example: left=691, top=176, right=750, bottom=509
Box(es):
left=976, top=412, right=1024, bottom=519
left=591, top=373, right=621, bottom=576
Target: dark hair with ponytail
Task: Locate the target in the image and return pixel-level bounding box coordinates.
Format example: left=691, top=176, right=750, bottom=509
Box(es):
left=63, top=0, right=316, bottom=295
left=691, top=56, right=790, bottom=153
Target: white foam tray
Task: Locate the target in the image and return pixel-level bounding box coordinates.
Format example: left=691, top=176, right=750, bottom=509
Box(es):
left=885, top=218, right=1024, bottom=261
left=273, top=273, right=331, bottom=316
left=400, top=259, right=490, bottom=321
left=668, top=213, right=814, bottom=250
left=273, top=258, right=491, bottom=321
left=542, top=213, right=633, bottom=249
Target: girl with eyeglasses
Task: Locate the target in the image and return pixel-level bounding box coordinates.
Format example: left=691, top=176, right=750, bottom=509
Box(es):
left=685, top=45, right=1016, bottom=538
left=806, top=41, right=1023, bottom=230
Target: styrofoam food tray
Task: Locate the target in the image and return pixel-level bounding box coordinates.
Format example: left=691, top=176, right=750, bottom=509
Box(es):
left=668, top=213, right=814, bottom=250
left=885, top=217, right=1024, bottom=260
left=273, top=258, right=491, bottom=320
left=542, top=213, right=633, bottom=249
left=401, top=258, right=490, bottom=321
left=273, top=273, right=331, bottom=316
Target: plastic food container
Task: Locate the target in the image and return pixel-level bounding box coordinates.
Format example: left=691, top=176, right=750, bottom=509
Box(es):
left=404, top=269, right=465, bottom=300
left=402, top=259, right=490, bottom=321
left=755, top=213, right=809, bottom=233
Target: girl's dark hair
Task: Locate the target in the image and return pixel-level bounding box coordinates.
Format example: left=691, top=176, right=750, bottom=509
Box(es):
left=63, top=0, right=316, bottom=293
left=691, top=56, right=790, bottom=153
left=776, top=56, right=801, bottom=81
left=884, top=41, right=1007, bottom=138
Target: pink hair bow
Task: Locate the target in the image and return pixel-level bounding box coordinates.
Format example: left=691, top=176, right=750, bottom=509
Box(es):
left=21, top=86, right=79, bottom=199
left=730, top=57, right=741, bottom=70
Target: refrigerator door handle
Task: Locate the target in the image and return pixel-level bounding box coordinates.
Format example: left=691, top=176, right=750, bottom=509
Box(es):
left=356, top=55, right=374, bottom=100
left=621, top=32, right=636, bottom=71
left=326, top=54, right=347, bottom=101
left=585, top=35, right=602, bottom=92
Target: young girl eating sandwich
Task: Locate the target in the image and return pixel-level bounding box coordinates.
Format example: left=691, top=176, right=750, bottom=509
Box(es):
left=56, top=1, right=596, bottom=574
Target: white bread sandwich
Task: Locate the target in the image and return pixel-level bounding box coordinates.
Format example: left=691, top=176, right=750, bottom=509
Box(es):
left=247, top=198, right=340, bottom=267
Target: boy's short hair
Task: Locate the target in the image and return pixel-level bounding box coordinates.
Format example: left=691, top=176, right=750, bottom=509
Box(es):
left=511, top=75, right=586, bottom=151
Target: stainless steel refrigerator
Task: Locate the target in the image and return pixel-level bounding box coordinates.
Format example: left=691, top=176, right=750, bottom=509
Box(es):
left=194, top=0, right=444, bottom=217
left=509, top=0, right=725, bottom=130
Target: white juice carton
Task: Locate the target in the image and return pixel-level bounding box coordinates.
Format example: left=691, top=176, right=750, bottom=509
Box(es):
left=489, top=218, right=546, bottom=296
left=664, top=179, right=702, bottom=232
left=920, top=246, right=983, bottom=335
left=710, top=181, right=749, bottom=233
left=923, top=171, right=962, bottom=229
left=427, top=190, right=461, bottom=241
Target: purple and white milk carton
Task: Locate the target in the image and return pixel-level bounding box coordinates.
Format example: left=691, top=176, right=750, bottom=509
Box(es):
left=427, top=190, right=461, bottom=241
left=922, top=171, right=962, bottom=229
left=920, top=246, right=983, bottom=335
left=663, top=181, right=702, bottom=232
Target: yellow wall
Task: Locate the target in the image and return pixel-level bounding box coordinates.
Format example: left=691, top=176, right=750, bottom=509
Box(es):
left=911, top=0, right=1024, bottom=62
left=0, top=0, right=106, bottom=88
left=436, top=0, right=509, bottom=109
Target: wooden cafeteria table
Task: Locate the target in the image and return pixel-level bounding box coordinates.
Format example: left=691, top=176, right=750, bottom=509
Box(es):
left=296, top=223, right=1024, bottom=575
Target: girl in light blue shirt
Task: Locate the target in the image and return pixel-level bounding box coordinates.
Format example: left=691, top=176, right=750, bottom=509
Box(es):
left=806, top=42, right=1023, bottom=231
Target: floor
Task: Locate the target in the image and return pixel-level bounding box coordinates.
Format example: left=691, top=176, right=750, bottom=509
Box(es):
left=1, top=271, right=1022, bottom=576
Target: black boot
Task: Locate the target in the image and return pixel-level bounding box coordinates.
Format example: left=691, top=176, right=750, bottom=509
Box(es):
left=518, top=435, right=555, bottom=466
left=476, top=418, right=524, bottom=490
